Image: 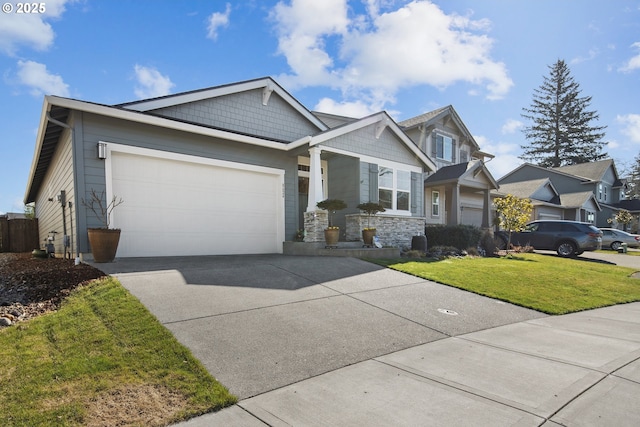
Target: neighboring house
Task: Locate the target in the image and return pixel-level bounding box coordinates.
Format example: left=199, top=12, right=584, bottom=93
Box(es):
left=613, top=199, right=640, bottom=232
left=24, top=77, right=440, bottom=259
left=399, top=106, right=498, bottom=228
left=494, top=178, right=601, bottom=223
left=497, top=159, right=625, bottom=227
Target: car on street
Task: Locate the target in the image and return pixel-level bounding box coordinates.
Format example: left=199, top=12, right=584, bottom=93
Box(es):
left=599, top=228, right=640, bottom=250
left=495, top=220, right=602, bottom=257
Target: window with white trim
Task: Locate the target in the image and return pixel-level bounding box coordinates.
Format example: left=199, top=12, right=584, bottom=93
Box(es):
left=432, top=190, right=440, bottom=216
left=435, top=134, right=454, bottom=162
left=378, top=166, right=411, bottom=212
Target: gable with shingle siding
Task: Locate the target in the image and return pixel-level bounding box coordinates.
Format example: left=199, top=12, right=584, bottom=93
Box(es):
left=149, top=89, right=321, bottom=142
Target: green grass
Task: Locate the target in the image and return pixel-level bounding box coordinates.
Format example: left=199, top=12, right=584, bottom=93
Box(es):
left=0, top=277, right=236, bottom=427
left=373, top=253, right=640, bottom=315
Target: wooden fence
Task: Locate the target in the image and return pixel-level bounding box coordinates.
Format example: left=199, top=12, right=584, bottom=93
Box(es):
left=0, top=217, right=39, bottom=253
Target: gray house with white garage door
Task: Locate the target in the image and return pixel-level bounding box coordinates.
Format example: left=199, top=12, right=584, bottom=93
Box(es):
left=497, top=160, right=626, bottom=227
left=25, top=77, right=453, bottom=260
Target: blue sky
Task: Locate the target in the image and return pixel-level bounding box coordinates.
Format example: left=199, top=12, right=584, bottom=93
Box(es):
left=1, top=0, right=639, bottom=214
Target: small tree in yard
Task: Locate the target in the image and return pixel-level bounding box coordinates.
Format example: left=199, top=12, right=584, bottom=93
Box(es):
left=494, top=194, right=533, bottom=252
left=608, top=209, right=634, bottom=231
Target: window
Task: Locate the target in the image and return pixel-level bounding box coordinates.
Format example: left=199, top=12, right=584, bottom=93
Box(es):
left=378, top=166, right=394, bottom=209
left=435, top=134, right=454, bottom=162
left=598, top=184, right=603, bottom=200
left=431, top=191, right=440, bottom=216
left=378, top=166, right=411, bottom=212
left=397, top=170, right=410, bottom=211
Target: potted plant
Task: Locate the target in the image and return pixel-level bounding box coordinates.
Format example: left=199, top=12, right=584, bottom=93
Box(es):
left=357, top=202, right=386, bottom=246
left=316, top=199, right=347, bottom=247
left=82, top=189, right=124, bottom=263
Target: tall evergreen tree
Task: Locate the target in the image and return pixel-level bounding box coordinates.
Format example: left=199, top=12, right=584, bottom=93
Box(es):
left=520, top=59, right=607, bottom=167
left=625, top=152, right=640, bottom=199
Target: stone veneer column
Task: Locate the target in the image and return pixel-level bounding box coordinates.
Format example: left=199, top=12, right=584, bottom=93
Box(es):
left=303, top=210, right=328, bottom=242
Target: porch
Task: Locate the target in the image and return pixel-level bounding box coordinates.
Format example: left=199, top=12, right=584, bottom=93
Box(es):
left=282, top=241, right=400, bottom=258
left=297, top=209, right=425, bottom=256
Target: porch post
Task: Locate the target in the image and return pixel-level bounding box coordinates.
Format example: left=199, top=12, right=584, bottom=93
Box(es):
left=306, top=146, right=324, bottom=212
left=482, top=189, right=491, bottom=228
left=450, top=184, right=460, bottom=225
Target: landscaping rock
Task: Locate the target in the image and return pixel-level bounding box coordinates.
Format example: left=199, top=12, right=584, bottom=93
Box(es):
left=0, top=253, right=106, bottom=327
left=0, top=317, right=12, bottom=327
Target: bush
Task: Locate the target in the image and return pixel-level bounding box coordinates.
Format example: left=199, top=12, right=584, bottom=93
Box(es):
left=426, top=245, right=465, bottom=260
left=403, top=250, right=426, bottom=259
left=479, top=230, right=498, bottom=257
left=425, top=225, right=483, bottom=251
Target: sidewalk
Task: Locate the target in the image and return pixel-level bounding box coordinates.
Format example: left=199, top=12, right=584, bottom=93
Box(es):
left=175, top=302, right=640, bottom=426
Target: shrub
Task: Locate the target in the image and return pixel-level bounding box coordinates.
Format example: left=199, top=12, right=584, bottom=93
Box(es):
left=425, top=225, right=483, bottom=250
left=403, top=250, right=426, bottom=259
left=427, top=245, right=465, bottom=260
left=479, top=230, right=498, bottom=257
left=466, top=246, right=480, bottom=257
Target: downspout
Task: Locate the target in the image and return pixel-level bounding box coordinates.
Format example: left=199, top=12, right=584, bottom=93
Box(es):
left=68, top=201, right=75, bottom=263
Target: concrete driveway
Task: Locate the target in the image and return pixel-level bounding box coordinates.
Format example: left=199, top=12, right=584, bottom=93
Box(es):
left=92, top=255, right=640, bottom=426
left=537, top=248, right=640, bottom=269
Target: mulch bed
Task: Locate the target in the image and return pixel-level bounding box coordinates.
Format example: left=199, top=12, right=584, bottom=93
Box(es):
left=0, top=253, right=106, bottom=327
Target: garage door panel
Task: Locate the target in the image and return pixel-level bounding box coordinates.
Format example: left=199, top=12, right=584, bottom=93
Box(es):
left=110, top=151, right=283, bottom=257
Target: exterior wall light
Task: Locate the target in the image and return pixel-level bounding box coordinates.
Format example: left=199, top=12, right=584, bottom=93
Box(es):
left=97, top=142, right=107, bottom=159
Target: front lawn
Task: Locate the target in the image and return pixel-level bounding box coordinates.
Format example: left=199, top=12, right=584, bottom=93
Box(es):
left=0, top=277, right=236, bottom=426
left=373, top=253, right=640, bottom=315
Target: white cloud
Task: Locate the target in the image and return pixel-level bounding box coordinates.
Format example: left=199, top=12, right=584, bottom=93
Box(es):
left=271, top=0, right=349, bottom=89
left=619, top=42, right=640, bottom=73
left=501, top=119, right=523, bottom=134
left=0, top=0, right=72, bottom=55
left=314, top=97, right=378, bottom=118
left=16, top=60, right=70, bottom=97
left=271, top=0, right=512, bottom=111
left=617, top=113, right=640, bottom=143
left=133, top=65, right=175, bottom=99
left=475, top=135, right=523, bottom=180
left=207, top=3, right=231, bottom=41
left=570, top=48, right=599, bottom=65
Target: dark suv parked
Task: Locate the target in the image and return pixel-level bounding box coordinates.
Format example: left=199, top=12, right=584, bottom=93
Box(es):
left=495, top=220, right=602, bottom=257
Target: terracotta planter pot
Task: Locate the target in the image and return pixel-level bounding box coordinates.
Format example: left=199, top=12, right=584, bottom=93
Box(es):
left=362, top=229, right=376, bottom=246
left=87, top=228, right=121, bottom=263
left=324, top=228, right=340, bottom=246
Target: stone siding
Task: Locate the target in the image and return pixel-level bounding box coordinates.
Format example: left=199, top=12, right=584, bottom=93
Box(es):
left=345, top=214, right=426, bottom=250
left=303, top=210, right=328, bottom=243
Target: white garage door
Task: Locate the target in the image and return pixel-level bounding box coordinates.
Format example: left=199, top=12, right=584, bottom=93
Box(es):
left=107, top=147, right=284, bottom=257
left=461, top=207, right=483, bottom=227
